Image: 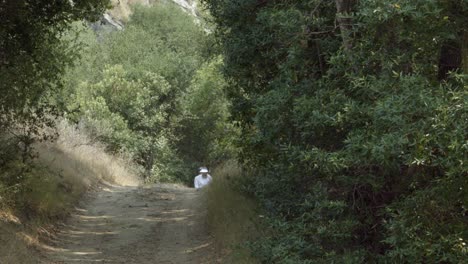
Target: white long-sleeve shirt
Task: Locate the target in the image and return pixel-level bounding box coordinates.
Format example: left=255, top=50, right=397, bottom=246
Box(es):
left=194, top=174, right=212, bottom=190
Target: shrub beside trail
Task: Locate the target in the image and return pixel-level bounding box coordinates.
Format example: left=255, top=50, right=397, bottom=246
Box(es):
left=205, top=161, right=260, bottom=264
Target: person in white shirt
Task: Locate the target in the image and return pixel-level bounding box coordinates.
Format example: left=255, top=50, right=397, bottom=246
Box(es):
left=194, top=167, right=212, bottom=190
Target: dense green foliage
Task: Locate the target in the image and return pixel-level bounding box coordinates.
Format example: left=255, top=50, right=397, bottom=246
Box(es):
left=60, top=3, right=234, bottom=183
left=0, top=0, right=110, bottom=135
left=203, top=0, right=467, bottom=262
left=0, top=0, right=110, bottom=210
left=178, top=58, right=239, bottom=166
left=0, top=0, right=109, bottom=110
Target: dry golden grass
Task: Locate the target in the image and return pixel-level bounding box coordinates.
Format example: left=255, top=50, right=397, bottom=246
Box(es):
left=37, top=120, right=140, bottom=187
left=0, top=224, right=40, bottom=264
left=205, top=160, right=260, bottom=264
left=21, top=120, right=141, bottom=219
left=0, top=120, right=141, bottom=263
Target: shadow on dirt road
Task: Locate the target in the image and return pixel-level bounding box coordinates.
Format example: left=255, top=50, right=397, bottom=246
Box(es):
left=44, top=184, right=216, bottom=264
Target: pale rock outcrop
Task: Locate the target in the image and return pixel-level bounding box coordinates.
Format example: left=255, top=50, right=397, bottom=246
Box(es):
left=91, top=0, right=200, bottom=33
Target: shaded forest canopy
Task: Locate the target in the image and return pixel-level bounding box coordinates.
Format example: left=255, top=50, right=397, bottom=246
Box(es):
left=202, top=0, right=467, bottom=262
left=0, top=0, right=467, bottom=263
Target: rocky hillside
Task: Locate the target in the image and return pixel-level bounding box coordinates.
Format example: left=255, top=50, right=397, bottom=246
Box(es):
left=94, top=0, right=200, bottom=32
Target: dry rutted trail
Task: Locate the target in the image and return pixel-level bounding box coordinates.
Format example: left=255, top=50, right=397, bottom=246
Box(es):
left=45, top=184, right=216, bottom=264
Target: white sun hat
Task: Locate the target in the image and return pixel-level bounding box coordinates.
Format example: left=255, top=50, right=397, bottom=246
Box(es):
left=199, top=167, right=209, bottom=173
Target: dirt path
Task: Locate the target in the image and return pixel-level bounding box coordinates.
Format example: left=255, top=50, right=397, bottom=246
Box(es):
left=44, top=183, right=216, bottom=264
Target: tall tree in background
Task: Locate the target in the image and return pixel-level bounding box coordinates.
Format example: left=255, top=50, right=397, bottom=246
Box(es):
left=335, top=0, right=356, bottom=51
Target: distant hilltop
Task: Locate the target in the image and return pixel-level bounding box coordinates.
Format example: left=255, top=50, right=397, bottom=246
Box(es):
left=94, top=0, right=199, bottom=32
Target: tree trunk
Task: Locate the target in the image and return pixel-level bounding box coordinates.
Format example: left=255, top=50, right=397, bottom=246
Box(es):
left=143, top=142, right=155, bottom=181
left=335, top=0, right=355, bottom=52
left=463, top=31, right=468, bottom=74
left=438, top=39, right=462, bottom=80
